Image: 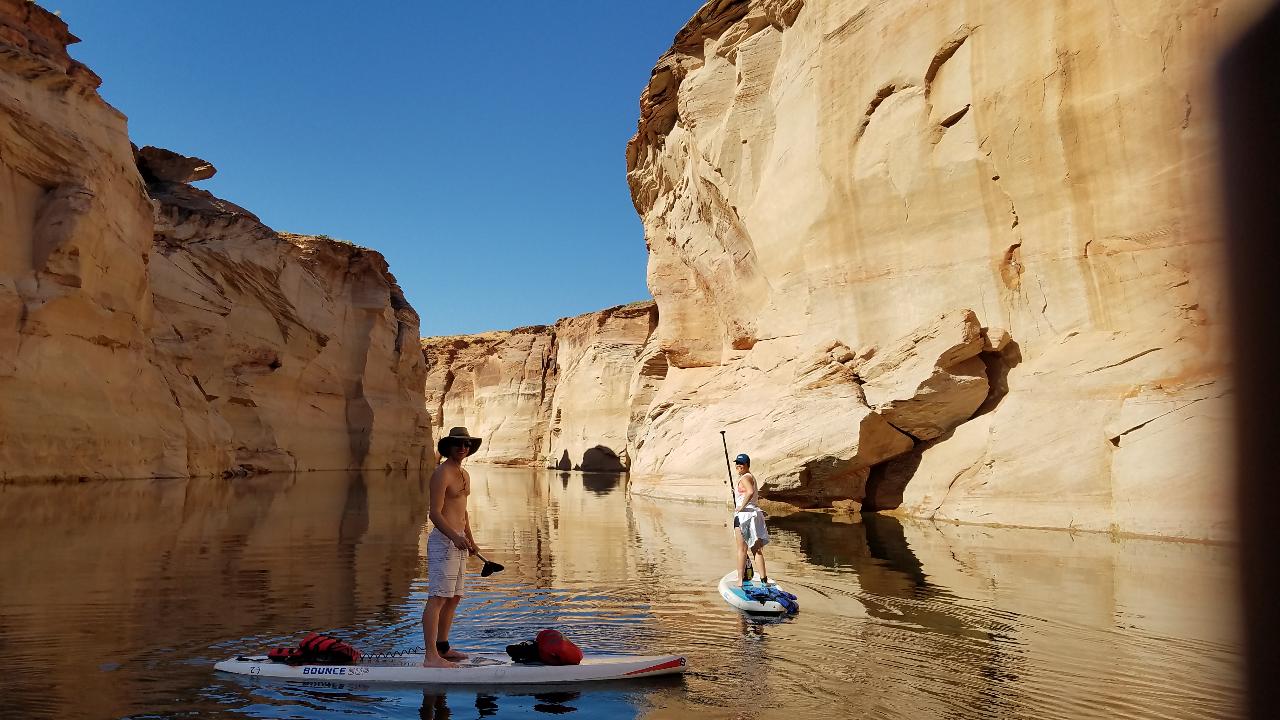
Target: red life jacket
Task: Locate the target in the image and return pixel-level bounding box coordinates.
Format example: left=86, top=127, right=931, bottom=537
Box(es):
left=267, top=632, right=362, bottom=665
left=534, top=629, right=583, bottom=665
left=267, top=646, right=304, bottom=664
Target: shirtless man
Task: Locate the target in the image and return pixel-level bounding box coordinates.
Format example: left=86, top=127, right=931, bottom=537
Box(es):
left=424, top=426, right=483, bottom=668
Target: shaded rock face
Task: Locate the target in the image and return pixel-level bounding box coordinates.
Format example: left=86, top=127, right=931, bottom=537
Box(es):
left=621, top=0, right=1250, bottom=540
left=148, top=181, right=432, bottom=475
left=421, top=302, right=657, bottom=471
left=0, top=2, right=430, bottom=479
left=422, top=326, right=556, bottom=467
left=135, top=145, right=216, bottom=184
left=546, top=302, right=659, bottom=471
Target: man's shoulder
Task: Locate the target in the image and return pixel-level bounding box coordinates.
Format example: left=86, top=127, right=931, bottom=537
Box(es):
left=431, top=462, right=461, bottom=482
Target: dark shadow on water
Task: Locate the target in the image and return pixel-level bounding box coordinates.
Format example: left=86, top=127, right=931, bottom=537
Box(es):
left=769, top=512, right=929, bottom=592
left=426, top=690, right=580, bottom=718
left=738, top=613, right=790, bottom=633
left=580, top=472, right=624, bottom=496
left=335, top=472, right=371, bottom=624
left=417, top=682, right=671, bottom=717
left=532, top=690, right=580, bottom=714
left=770, top=512, right=967, bottom=633
left=861, top=513, right=926, bottom=588
left=770, top=510, right=1022, bottom=712
left=420, top=691, right=450, bottom=719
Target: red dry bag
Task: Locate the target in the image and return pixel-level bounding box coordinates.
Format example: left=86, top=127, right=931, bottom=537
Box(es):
left=534, top=629, right=583, bottom=665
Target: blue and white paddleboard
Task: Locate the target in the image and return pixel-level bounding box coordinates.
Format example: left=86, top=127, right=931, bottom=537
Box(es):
left=718, top=571, right=797, bottom=615
left=215, top=652, right=686, bottom=685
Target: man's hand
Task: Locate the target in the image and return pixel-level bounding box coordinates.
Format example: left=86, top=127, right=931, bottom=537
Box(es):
left=467, top=538, right=480, bottom=555
left=451, top=533, right=469, bottom=551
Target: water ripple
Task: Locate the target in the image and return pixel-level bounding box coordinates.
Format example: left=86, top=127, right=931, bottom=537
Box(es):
left=0, top=469, right=1245, bottom=719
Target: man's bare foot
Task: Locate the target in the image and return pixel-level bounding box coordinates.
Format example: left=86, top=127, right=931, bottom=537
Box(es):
left=422, top=655, right=458, bottom=669
left=441, top=648, right=469, bottom=661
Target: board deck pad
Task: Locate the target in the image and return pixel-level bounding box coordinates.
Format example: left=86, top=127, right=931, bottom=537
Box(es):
left=215, top=651, right=687, bottom=685
left=718, top=571, right=797, bottom=615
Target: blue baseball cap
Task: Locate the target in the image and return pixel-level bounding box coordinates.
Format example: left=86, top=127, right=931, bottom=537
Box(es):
left=734, top=453, right=750, bottom=466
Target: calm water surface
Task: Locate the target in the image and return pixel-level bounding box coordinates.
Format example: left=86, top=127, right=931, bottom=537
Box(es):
left=0, top=468, right=1243, bottom=719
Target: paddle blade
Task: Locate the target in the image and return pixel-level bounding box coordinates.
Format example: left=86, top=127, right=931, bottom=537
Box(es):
left=481, top=560, right=504, bottom=577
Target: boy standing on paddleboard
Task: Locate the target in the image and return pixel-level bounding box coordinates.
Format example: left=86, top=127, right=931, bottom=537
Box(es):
left=424, top=427, right=483, bottom=668
left=732, top=453, right=770, bottom=585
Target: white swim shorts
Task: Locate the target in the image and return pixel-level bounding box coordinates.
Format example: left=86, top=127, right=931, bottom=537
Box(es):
left=427, top=528, right=467, bottom=598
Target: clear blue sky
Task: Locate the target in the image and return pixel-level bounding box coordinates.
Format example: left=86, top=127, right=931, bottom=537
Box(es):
left=46, top=1, right=702, bottom=336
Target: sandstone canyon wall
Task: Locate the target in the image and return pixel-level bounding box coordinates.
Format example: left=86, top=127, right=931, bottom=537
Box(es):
left=422, top=301, right=656, bottom=471
left=0, top=0, right=430, bottom=479
left=620, top=0, right=1256, bottom=541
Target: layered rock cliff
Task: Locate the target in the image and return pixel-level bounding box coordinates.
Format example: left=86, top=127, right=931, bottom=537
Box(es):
left=422, top=301, right=656, bottom=471
left=0, top=0, right=429, bottom=479
left=147, top=174, right=431, bottom=474
left=422, top=325, right=556, bottom=467
left=620, top=0, right=1252, bottom=541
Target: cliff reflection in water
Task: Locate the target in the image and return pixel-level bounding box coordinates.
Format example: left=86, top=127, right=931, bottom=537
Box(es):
left=765, top=510, right=1240, bottom=719
left=0, top=471, right=430, bottom=719
left=0, top=467, right=1243, bottom=720
left=626, top=492, right=1241, bottom=719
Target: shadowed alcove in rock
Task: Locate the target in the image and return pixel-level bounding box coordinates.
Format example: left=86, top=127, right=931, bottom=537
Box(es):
left=551, top=445, right=626, bottom=473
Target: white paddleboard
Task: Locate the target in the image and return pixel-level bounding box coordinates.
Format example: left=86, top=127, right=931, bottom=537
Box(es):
left=718, top=571, right=796, bottom=615
left=215, top=652, right=686, bottom=685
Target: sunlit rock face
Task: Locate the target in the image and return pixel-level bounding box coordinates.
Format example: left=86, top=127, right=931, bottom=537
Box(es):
left=421, top=302, right=656, bottom=471
left=623, top=0, right=1253, bottom=540
left=0, top=1, right=430, bottom=478
left=0, top=0, right=190, bottom=479
left=148, top=179, right=432, bottom=474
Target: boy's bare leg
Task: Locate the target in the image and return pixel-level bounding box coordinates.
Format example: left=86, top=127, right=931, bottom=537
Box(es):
left=437, top=596, right=468, bottom=661
left=422, top=596, right=458, bottom=668
left=752, top=544, right=769, bottom=583
left=734, top=528, right=749, bottom=583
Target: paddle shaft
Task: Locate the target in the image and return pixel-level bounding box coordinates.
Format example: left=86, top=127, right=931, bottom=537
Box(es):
left=719, top=431, right=736, bottom=508
left=721, top=431, right=754, bottom=580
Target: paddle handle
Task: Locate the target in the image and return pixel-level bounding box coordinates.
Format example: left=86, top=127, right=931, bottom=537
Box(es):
left=720, top=431, right=736, bottom=507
